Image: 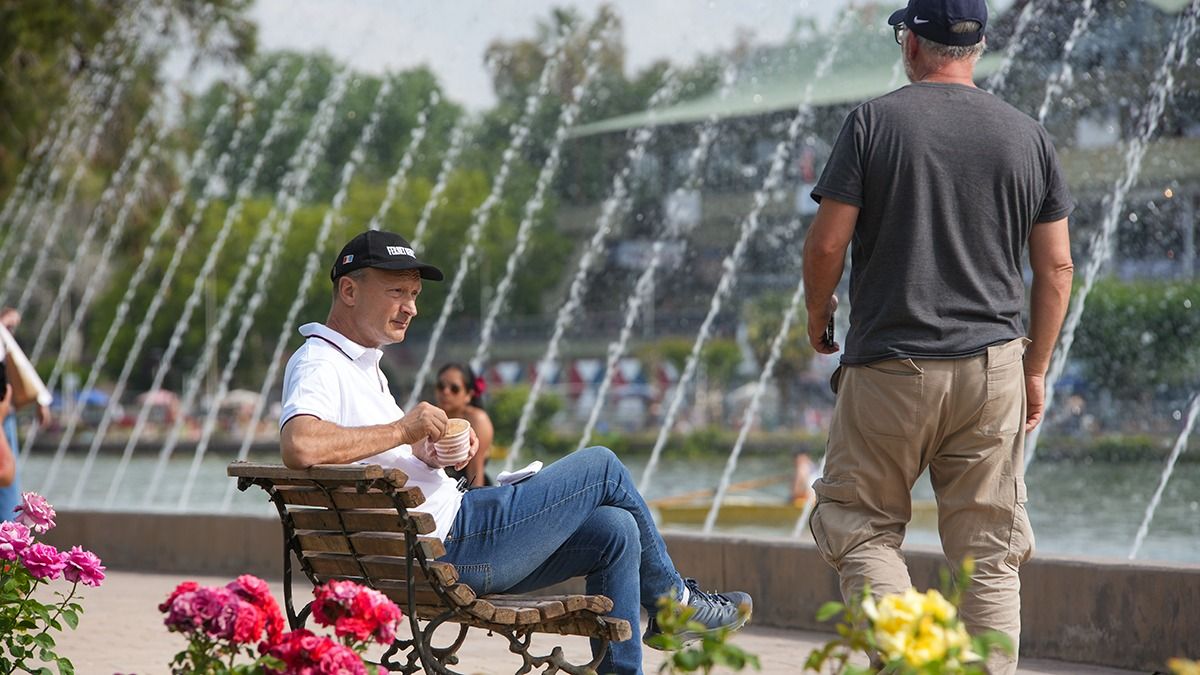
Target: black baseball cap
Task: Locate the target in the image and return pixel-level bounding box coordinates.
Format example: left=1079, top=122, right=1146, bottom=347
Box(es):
left=330, top=230, right=444, bottom=282
left=889, top=0, right=987, bottom=47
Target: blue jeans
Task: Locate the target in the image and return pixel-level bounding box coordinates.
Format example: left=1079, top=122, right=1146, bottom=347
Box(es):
left=0, top=415, right=20, bottom=521
left=442, top=446, right=684, bottom=675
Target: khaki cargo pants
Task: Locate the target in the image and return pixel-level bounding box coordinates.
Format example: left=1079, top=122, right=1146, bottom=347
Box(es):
left=809, top=338, right=1034, bottom=675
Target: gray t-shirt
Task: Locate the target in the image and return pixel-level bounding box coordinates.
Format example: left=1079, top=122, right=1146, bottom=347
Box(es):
left=812, top=82, right=1074, bottom=365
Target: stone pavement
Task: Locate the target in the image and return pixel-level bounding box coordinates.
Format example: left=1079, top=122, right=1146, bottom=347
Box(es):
left=56, top=571, right=1138, bottom=674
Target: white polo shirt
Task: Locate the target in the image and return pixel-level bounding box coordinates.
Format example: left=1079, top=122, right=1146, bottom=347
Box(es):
left=280, top=322, right=463, bottom=539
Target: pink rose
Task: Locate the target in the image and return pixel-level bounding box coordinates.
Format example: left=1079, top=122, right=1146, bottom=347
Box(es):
left=20, top=542, right=66, bottom=580
left=231, top=600, right=266, bottom=644
left=14, top=492, right=56, bottom=534
left=165, top=591, right=203, bottom=632
left=0, top=521, right=32, bottom=561
left=316, top=642, right=369, bottom=675
left=195, top=586, right=234, bottom=623
left=160, top=580, right=200, bottom=612
left=62, top=546, right=105, bottom=587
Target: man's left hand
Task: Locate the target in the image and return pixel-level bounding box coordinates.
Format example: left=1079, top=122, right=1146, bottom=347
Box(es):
left=450, top=428, right=480, bottom=472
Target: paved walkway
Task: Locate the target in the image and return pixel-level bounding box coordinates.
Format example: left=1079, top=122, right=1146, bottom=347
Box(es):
left=56, top=571, right=1137, bottom=674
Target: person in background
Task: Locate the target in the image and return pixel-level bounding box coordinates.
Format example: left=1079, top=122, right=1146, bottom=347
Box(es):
left=435, top=362, right=495, bottom=487
left=789, top=451, right=816, bottom=507
left=0, top=308, right=51, bottom=520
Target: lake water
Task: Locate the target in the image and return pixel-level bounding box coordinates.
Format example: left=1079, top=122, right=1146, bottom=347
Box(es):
left=19, top=449, right=1199, bottom=565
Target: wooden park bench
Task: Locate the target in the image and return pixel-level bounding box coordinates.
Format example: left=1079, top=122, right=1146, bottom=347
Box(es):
left=227, top=461, right=632, bottom=674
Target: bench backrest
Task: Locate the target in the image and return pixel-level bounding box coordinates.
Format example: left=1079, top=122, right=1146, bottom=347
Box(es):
left=227, top=462, right=479, bottom=612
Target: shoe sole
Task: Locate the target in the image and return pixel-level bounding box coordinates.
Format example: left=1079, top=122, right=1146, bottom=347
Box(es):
left=642, top=608, right=753, bottom=650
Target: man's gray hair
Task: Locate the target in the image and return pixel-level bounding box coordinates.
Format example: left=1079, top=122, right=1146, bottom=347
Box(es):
left=332, top=267, right=370, bottom=302
left=915, top=20, right=986, bottom=64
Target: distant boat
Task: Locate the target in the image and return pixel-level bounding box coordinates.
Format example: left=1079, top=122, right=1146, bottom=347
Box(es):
left=655, top=495, right=939, bottom=528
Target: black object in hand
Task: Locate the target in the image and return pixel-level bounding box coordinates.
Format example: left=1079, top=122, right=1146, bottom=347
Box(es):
left=822, top=317, right=835, bottom=348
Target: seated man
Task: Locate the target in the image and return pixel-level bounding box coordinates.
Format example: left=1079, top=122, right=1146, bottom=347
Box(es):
left=280, top=230, right=752, bottom=675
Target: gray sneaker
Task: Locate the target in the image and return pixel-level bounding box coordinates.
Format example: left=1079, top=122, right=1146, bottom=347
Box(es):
left=643, top=578, right=753, bottom=649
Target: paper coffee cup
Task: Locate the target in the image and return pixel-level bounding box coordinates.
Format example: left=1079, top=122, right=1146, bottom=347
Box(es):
left=435, top=418, right=471, bottom=464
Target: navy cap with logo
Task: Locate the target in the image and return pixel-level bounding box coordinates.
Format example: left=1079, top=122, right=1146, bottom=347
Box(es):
left=330, top=230, right=444, bottom=282
left=889, top=0, right=987, bottom=47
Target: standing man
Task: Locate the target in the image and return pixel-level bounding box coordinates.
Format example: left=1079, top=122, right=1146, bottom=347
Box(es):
left=280, top=230, right=752, bottom=675
left=801, top=1, right=1074, bottom=673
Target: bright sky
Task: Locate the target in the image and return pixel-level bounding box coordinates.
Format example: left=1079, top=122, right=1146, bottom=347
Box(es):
left=248, top=0, right=851, bottom=110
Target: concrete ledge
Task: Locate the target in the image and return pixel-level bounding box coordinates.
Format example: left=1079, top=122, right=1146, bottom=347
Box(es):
left=43, top=510, right=1199, bottom=671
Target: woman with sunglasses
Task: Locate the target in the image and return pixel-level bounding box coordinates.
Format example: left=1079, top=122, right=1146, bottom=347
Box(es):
left=434, top=362, right=495, bottom=487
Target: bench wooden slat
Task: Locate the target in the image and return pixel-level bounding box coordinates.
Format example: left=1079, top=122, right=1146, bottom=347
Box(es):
left=296, top=529, right=439, bottom=556
left=289, top=510, right=438, bottom=540
left=276, top=485, right=424, bottom=510
left=229, top=462, right=409, bottom=486
left=528, top=615, right=633, bottom=642
left=371, top=579, right=478, bottom=609
left=483, top=596, right=566, bottom=620
left=303, top=553, right=458, bottom=585
left=411, top=605, right=631, bottom=640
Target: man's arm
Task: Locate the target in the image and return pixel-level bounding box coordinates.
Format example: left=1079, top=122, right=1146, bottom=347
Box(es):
left=1024, top=217, right=1074, bottom=432
left=280, top=401, right=448, bottom=469
left=802, top=198, right=858, bottom=354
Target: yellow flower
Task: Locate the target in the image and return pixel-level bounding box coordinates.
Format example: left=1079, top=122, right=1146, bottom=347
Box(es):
left=903, top=616, right=950, bottom=665
left=1169, top=658, right=1200, bottom=675
left=921, top=588, right=957, bottom=622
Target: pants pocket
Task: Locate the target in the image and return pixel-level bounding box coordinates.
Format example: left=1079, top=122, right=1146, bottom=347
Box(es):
left=980, top=339, right=1029, bottom=437
left=1005, top=480, right=1035, bottom=568
left=849, top=359, right=923, bottom=438
left=809, top=477, right=869, bottom=566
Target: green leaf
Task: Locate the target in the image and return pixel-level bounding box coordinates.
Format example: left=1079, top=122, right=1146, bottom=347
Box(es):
left=57, top=657, right=75, bottom=675
left=673, top=649, right=704, bottom=670
left=815, top=601, right=845, bottom=622
left=32, top=633, right=55, bottom=649
left=60, top=608, right=79, bottom=630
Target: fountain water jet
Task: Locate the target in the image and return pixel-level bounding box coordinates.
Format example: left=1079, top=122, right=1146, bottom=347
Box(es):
left=638, top=10, right=853, bottom=493
left=703, top=219, right=805, bottom=532
left=18, top=74, right=256, bottom=468
left=27, top=107, right=166, bottom=365
left=1128, top=393, right=1200, bottom=559
left=575, top=61, right=740, bottom=451
left=471, top=29, right=614, bottom=375
left=503, top=68, right=683, bottom=470
left=403, top=26, right=575, bottom=411
left=4, top=36, right=159, bottom=316
left=367, top=90, right=439, bottom=233
left=1026, top=0, right=1199, bottom=468
left=410, top=118, right=468, bottom=248
left=1035, top=0, right=1096, bottom=125
left=986, top=0, right=1042, bottom=95
left=36, top=62, right=305, bottom=499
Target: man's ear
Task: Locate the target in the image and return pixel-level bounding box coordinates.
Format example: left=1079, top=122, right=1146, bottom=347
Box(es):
left=338, top=276, right=357, bottom=306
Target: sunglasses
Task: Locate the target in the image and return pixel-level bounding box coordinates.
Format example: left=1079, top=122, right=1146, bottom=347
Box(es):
left=435, top=381, right=463, bottom=394
left=893, top=24, right=907, bottom=45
